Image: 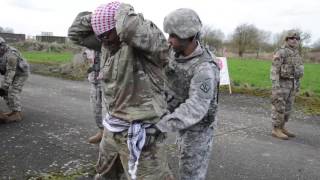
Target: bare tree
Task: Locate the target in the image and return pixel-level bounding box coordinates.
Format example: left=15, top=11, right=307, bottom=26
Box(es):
left=231, top=23, right=259, bottom=57
left=3, top=27, right=14, bottom=33
left=311, top=38, right=320, bottom=51
left=201, top=25, right=225, bottom=53
left=253, top=30, right=271, bottom=58
left=0, top=26, right=14, bottom=33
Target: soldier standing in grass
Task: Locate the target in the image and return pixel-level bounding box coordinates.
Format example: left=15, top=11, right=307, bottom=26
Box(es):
left=270, top=30, right=304, bottom=140
left=0, top=37, right=29, bottom=123
left=156, top=8, right=220, bottom=180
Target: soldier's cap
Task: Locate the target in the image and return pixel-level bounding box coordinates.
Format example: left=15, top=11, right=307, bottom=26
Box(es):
left=285, top=30, right=300, bottom=40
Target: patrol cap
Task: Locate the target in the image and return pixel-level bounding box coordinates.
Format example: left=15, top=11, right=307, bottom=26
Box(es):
left=163, top=8, right=202, bottom=39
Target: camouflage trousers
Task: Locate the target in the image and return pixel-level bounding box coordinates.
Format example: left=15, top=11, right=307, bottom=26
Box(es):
left=271, top=80, right=297, bottom=128
left=90, top=82, right=103, bottom=129
left=177, top=116, right=215, bottom=180
left=95, top=127, right=174, bottom=180
left=4, top=75, right=28, bottom=112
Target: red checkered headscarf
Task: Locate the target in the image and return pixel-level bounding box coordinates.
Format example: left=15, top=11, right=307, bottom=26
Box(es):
left=91, top=1, right=121, bottom=36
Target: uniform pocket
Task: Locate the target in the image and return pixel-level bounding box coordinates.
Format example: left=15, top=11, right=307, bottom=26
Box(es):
left=280, top=64, right=294, bottom=78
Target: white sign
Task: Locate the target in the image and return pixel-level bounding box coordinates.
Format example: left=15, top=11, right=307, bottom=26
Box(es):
left=216, top=57, right=232, bottom=94
left=217, top=57, right=230, bottom=85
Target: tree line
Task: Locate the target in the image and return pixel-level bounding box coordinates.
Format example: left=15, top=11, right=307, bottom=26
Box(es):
left=2, top=24, right=320, bottom=57
left=201, top=23, right=320, bottom=58
left=0, top=26, right=14, bottom=34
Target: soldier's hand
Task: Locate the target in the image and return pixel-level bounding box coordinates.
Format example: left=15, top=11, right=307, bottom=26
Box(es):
left=96, top=72, right=104, bottom=80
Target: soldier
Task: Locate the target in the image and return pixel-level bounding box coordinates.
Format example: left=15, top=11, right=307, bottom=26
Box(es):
left=85, top=49, right=104, bottom=144
left=71, top=2, right=174, bottom=179
left=156, top=9, right=220, bottom=180
left=0, top=37, right=29, bottom=123
left=270, top=30, right=304, bottom=140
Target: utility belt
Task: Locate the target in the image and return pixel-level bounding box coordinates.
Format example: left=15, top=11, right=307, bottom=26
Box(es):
left=114, top=125, right=161, bottom=137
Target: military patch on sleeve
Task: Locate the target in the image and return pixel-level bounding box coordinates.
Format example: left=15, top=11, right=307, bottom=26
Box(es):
left=200, top=82, right=210, bottom=93
left=7, top=55, right=18, bottom=67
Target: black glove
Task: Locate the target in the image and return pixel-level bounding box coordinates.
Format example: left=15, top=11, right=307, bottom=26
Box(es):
left=0, top=88, right=8, bottom=97
left=87, top=67, right=94, bottom=74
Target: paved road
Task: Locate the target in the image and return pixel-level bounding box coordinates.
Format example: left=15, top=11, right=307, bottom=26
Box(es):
left=0, top=74, right=319, bottom=180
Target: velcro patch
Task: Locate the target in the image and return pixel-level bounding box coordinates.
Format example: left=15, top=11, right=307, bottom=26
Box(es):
left=200, top=82, right=210, bottom=93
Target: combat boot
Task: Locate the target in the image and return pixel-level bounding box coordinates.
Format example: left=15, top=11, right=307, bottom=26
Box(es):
left=0, top=113, right=8, bottom=123
left=4, top=111, right=22, bottom=123
left=2, top=112, right=13, bottom=116
left=88, top=130, right=103, bottom=144
left=281, top=127, right=296, bottom=137
left=272, top=127, right=289, bottom=140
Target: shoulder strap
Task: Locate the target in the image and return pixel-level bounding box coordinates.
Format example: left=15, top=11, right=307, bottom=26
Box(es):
left=188, top=47, right=218, bottom=74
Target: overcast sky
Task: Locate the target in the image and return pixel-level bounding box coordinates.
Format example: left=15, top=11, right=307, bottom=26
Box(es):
left=0, top=0, right=319, bottom=44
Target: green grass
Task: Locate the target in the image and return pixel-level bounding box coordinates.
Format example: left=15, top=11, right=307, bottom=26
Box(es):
left=228, top=57, right=320, bottom=97
left=227, top=57, right=320, bottom=114
left=21, top=51, right=73, bottom=64
left=301, top=63, right=320, bottom=95
left=228, top=58, right=272, bottom=88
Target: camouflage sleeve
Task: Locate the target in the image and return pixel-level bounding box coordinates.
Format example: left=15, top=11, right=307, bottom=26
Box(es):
left=115, top=3, right=168, bottom=61
left=2, top=54, right=18, bottom=89
left=156, top=63, right=216, bottom=132
left=68, top=12, right=101, bottom=51
left=270, top=50, right=283, bottom=88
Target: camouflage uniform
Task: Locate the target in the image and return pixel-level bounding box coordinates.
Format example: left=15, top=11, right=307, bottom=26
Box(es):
left=156, top=9, right=220, bottom=180
left=93, top=3, right=173, bottom=180
left=270, top=31, right=304, bottom=128
left=0, top=41, right=29, bottom=113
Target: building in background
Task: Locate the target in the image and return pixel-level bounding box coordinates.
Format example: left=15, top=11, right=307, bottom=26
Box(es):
left=0, top=33, right=25, bottom=43
left=36, top=33, right=66, bottom=44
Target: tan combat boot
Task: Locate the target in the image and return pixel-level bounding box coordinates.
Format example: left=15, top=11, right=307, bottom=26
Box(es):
left=88, top=130, right=103, bottom=144
left=4, top=111, right=23, bottom=123
left=0, top=113, right=8, bottom=123
left=2, top=112, right=13, bottom=116
left=281, top=126, right=296, bottom=138
left=272, top=127, right=289, bottom=140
